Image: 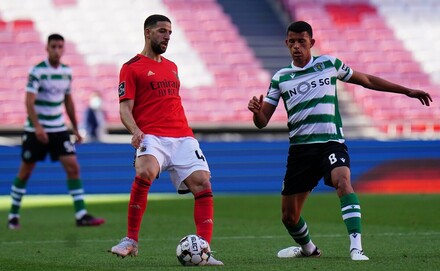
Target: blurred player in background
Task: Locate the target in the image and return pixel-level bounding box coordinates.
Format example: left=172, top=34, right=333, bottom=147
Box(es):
left=109, top=14, right=223, bottom=265
left=80, top=90, right=107, bottom=142
left=7, top=33, right=105, bottom=229
left=248, top=21, right=432, bottom=261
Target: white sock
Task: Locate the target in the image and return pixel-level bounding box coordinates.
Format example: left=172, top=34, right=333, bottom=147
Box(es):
left=349, top=233, right=362, bottom=251
left=301, top=240, right=317, bottom=255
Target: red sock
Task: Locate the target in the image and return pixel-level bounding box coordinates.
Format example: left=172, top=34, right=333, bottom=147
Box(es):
left=194, top=189, right=214, bottom=244
left=127, top=176, right=151, bottom=242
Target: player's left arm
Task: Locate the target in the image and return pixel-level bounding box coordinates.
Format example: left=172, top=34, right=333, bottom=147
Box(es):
left=65, top=93, right=82, bottom=143
left=347, top=70, right=432, bottom=106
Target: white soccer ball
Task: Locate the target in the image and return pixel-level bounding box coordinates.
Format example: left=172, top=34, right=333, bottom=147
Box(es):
left=176, top=234, right=211, bottom=266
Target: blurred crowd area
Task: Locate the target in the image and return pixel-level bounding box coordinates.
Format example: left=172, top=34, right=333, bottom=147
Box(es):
left=0, top=0, right=439, bottom=140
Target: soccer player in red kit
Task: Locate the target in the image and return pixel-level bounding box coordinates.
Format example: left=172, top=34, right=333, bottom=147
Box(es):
left=109, top=14, right=223, bottom=265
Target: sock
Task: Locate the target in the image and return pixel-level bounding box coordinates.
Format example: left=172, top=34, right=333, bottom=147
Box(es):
left=9, top=177, right=27, bottom=220
left=284, top=216, right=316, bottom=255
left=340, top=193, right=363, bottom=251
left=127, top=176, right=151, bottom=242
left=194, top=189, right=214, bottom=244
left=67, top=179, right=87, bottom=219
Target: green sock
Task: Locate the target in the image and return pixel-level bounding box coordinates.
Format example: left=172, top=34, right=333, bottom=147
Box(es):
left=9, top=177, right=27, bottom=218
left=340, top=193, right=362, bottom=234
left=284, top=216, right=311, bottom=245
left=67, top=179, right=87, bottom=219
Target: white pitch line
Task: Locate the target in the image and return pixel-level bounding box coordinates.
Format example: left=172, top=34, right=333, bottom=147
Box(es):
left=1, top=232, right=439, bottom=246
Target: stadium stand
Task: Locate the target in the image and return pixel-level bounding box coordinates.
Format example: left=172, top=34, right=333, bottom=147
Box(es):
left=215, top=0, right=291, bottom=75
left=0, top=0, right=438, bottom=139
left=280, top=0, right=440, bottom=138
left=0, top=0, right=275, bottom=132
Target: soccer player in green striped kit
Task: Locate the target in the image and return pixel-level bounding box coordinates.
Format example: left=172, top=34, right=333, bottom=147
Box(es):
left=7, top=34, right=105, bottom=229
left=248, top=21, right=432, bottom=260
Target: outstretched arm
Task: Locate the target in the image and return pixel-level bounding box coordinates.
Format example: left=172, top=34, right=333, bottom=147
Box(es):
left=348, top=70, right=432, bottom=106
left=248, top=95, right=277, bottom=129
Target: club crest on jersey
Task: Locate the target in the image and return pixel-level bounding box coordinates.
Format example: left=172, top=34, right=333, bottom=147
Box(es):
left=313, top=62, right=325, bottom=72
left=118, top=81, right=126, bottom=97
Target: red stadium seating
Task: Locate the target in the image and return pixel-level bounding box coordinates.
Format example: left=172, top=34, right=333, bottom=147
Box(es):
left=283, top=0, right=439, bottom=138
left=0, top=0, right=437, bottom=139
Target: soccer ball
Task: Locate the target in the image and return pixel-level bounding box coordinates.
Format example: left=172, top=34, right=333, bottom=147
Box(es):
left=176, top=234, right=211, bottom=266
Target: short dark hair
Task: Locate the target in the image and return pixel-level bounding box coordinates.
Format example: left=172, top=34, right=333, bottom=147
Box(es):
left=144, top=14, right=171, bottom=29
left=47, top=33, right=64, bottom=43
left=287, top=21, right=313, bottom=38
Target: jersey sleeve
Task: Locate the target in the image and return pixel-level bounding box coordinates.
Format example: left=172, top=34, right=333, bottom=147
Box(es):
left=25, top=66, right=39, bottom=94
left=65, top=67, right=72, bottom=95
left=264, top=77, right=281, bottom=106
left=118, top=64, right=136, bottom=102
left=332, top=56, right=353, bottom=82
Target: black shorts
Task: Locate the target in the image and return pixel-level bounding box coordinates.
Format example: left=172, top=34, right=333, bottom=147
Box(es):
left=21, top=131, right=76, bottom=162
left=282, top=141, right=350, bottom=195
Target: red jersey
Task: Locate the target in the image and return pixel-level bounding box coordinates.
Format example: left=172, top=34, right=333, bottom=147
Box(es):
left=118, top=54, right=194, bottom=138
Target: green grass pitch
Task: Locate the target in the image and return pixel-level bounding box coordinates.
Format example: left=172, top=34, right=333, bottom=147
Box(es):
left=0, top=193, right=439, bottom=271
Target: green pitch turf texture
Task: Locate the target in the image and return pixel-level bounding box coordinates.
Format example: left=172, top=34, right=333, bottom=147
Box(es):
left=0, top=193, right=439, bottom=271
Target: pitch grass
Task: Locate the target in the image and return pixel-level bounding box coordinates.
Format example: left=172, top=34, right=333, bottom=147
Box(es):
left=0, top=194, right=439, bottom=271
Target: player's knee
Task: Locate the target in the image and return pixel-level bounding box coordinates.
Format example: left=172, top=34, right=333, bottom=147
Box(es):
left=136, top=169, right=157, bottom=181
left=65, top=164, right=80, bottom=177
left=335, top=178, right=353, bottom=195
left=199, top=179, right=212, bottom=191
left=282, top=212, right=300, bottom=226
left=186, top=172, right=212, bottom=194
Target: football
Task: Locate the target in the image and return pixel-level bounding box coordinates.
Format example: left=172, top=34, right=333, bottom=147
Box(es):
left=176, top=234, right=211, bottom=266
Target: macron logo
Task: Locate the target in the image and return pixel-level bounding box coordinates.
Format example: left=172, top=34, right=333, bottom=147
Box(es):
left=147, top=70, right=155, bottom=76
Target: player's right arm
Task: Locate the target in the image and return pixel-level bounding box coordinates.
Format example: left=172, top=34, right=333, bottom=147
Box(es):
left=25, top=92, right=48, bottom=143
left=248, top=94, right=276, bottom=129
left=120, top=99, right=144, bottom=149
left=118, top=60, right=145, bottom=149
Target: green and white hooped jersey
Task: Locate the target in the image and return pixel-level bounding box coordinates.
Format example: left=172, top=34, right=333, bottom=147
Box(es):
left=25, top=59, right=72, bottom=133
left=265, top=55, right=353, bottom=145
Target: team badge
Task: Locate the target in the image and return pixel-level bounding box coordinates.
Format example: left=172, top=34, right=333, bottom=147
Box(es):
left=313, top=62, right=325, bottom=72
left=118, top=81, right=126, bottom=97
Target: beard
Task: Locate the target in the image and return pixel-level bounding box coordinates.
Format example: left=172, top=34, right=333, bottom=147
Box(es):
left=151, top=42, right=167, bottom=55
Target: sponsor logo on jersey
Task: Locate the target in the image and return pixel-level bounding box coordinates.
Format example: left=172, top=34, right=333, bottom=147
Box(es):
left=147, top=70, right=155, bottom=76
left=118, top=81, right=125, bottom=97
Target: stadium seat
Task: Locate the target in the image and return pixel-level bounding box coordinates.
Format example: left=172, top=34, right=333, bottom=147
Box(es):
left=52, top=0, right=77, bottom=7
left=11, top=19, right=34, bottom=31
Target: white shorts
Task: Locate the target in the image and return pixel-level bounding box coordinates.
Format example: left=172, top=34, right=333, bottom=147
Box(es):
left=136, top=135, right=210, bottom=193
